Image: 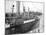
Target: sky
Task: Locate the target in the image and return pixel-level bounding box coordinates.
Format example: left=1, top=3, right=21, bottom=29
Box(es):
left=6, top=1, right=43, bottom=13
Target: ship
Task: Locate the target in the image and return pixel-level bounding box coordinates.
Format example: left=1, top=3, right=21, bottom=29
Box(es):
left=5, top=1, right=42, bottom=34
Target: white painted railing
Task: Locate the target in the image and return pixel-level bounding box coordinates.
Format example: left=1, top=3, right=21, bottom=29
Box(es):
left=24, top=19, right=35, bottom=23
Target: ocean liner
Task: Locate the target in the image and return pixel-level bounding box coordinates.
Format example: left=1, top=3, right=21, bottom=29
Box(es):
left=5, top=1, right=42, bottom=34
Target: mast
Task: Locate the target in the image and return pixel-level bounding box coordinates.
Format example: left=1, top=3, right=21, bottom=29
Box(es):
left=12, top=5, right=14, bottom=13
left=12, top=5, right=14, bottom=17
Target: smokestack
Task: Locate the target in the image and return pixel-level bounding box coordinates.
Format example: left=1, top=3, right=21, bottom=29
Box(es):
left=16, top=1, right=20, bottom=15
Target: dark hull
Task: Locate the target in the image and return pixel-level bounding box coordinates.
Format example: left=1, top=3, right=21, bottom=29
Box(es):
left=8, top=19, right=39, bottom=34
